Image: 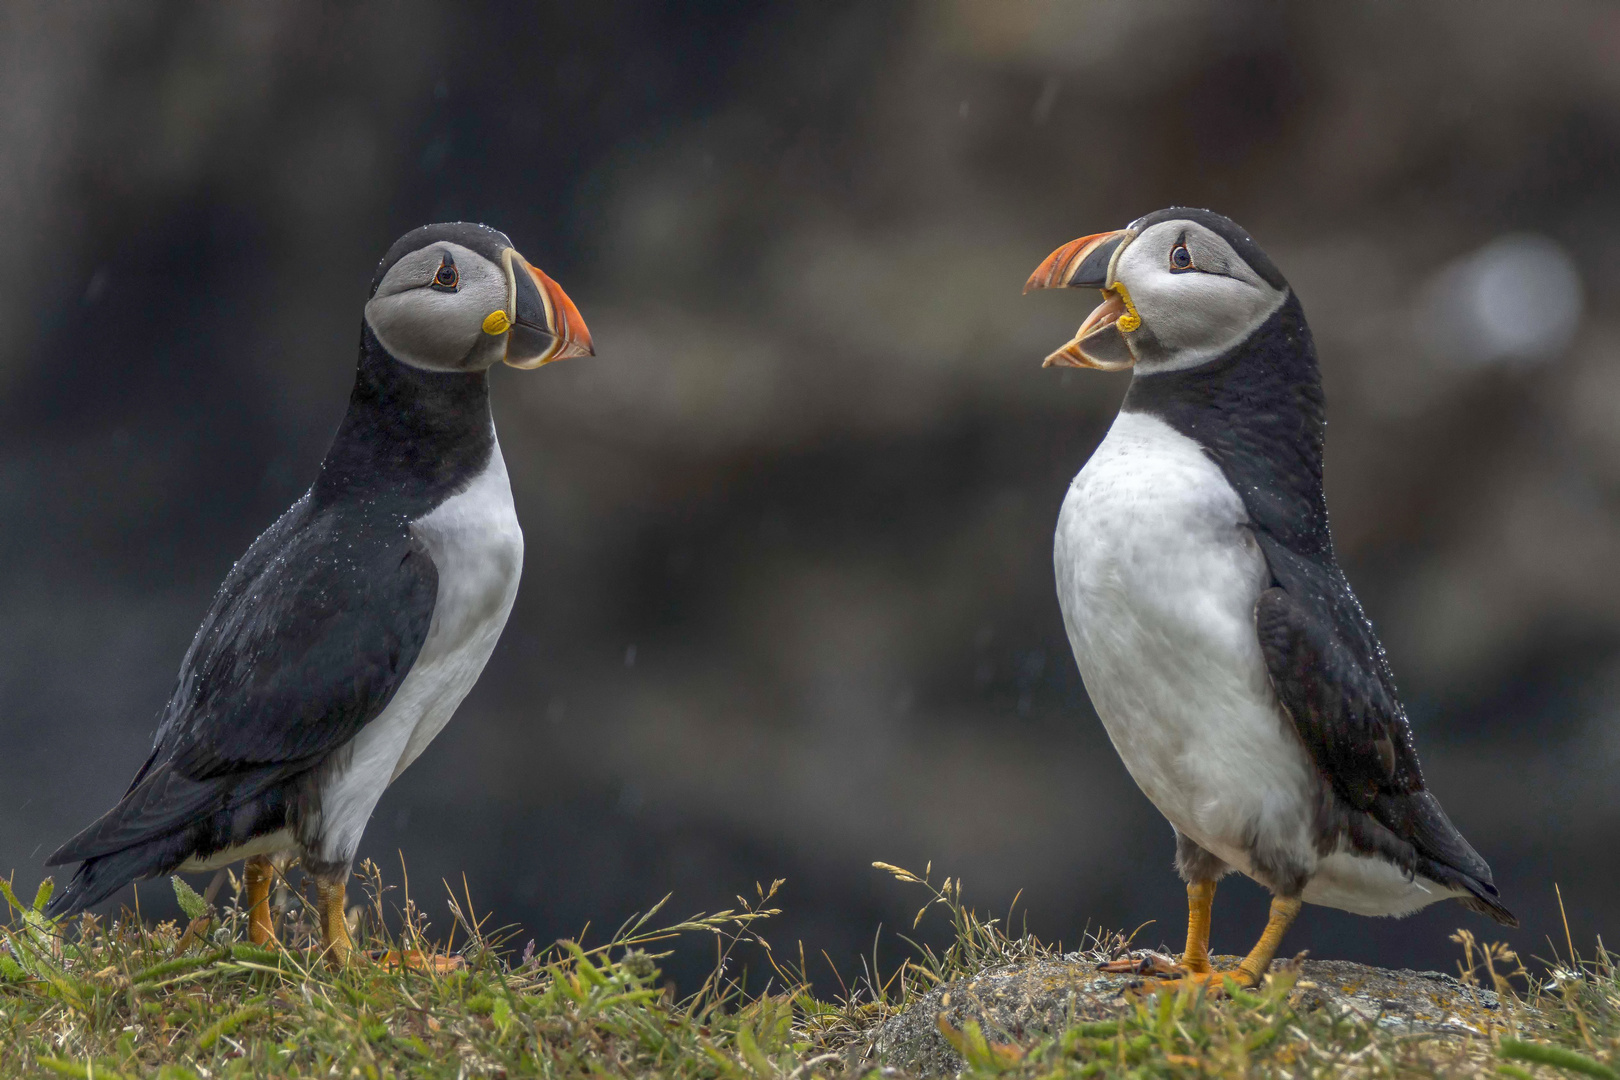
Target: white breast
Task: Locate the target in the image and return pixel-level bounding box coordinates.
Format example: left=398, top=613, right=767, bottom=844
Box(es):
left=314, top=441, right=524, bottom=866
left=1054, top=410, right=1317, bottom=874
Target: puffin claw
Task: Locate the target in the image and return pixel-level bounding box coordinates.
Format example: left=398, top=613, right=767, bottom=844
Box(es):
left=1098, top=950, right=1184, bottom=977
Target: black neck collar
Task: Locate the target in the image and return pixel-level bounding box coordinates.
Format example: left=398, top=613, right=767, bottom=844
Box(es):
left=313, top=326, right=494, bottom=513
left=1120, top=294, right=1332, bottom=559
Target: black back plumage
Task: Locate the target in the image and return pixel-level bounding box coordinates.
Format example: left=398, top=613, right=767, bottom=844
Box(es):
left=1120, top=234, right=1515, bottom=926
left=46, top=317, right=495, bottom=916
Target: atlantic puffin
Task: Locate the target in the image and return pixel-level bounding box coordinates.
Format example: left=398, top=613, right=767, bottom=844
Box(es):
left=1024, top=208, right=1514, bottom=989
left=46, top=222, right=592, bottom=963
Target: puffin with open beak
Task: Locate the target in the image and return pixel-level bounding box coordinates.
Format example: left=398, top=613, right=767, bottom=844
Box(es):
left=1026, top=208, right=1514, bottom=991
left=46, top=222, right=592, bottom=965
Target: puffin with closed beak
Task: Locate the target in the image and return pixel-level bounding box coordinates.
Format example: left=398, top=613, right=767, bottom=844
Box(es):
left=46, top=222, right=592, bottom=964
left=1025, top=208, right=1514, bottom=990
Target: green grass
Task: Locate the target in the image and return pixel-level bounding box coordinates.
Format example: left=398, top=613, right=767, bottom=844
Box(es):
left=0, top=860, right=1614, bottom=1078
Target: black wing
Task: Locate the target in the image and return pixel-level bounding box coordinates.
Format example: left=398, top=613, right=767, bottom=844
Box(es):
left=1252, top=536, right=1515, bottom=925
left=48, top=494, right=437, bottom=866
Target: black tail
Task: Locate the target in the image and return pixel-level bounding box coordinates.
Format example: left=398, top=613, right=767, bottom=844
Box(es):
left=44, top=771, right=297, bottom=921
left=46, top=764, right=243, bottom=867
left=1401, top=791, right=1518, bottom=928
left=44, top=837, right=190, bottom=920
left=1457, top=885, right=1518, bottom=928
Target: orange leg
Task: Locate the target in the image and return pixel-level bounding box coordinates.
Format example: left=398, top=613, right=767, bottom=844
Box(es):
left=244, top=856, right=276, bottom=947
left=1156, top=895, right=1302, bottom=994
left=1231, top=895, right=1302, bottom=986
left=316, top=876, right=353, bottom=967
left=1182, top=879, right=1216, bottom=974
left=1099, top=879, right=1217, bottom=978
left=314, top=872, right=461, bottom=972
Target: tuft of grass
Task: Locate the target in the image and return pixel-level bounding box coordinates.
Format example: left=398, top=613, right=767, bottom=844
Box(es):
left=0, top=859, right=1612, bottom=1078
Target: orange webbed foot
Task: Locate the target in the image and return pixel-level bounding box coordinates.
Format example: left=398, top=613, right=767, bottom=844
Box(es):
left=1100, top=949, right=1236, bottom=995
left=374, top=949, right=464, bottom=973
left=1131, top=967, right=1256, bottom=998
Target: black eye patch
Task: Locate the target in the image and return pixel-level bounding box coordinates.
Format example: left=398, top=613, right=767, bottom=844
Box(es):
left=430, top=251, right=458, bottom=291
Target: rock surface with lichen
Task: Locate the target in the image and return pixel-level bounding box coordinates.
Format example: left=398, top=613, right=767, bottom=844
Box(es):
left=869, top=953, right=1530, bottom=1077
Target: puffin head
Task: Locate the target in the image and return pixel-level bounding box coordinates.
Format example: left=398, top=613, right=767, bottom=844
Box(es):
left=1024, top=208, right=1289, bottom=375
left=364, top=222, right=593, bottom=373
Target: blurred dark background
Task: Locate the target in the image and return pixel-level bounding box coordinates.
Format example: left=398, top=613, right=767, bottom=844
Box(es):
left=3, top=1, right=1618, bottom=990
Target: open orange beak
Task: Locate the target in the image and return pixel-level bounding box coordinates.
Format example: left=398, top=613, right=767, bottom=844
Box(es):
left=498, top=249, right=595, bottom=369
left=1023, top=229, right=1137, bottom=371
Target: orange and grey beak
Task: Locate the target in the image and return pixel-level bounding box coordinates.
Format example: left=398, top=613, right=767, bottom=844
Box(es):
left=1023, top=229, right=1138, bottom=371
left=486, top=249, right=595, bottom=369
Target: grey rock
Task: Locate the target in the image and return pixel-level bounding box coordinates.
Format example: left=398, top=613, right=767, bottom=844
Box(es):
left=870, top=953, right=1531, bottom=1077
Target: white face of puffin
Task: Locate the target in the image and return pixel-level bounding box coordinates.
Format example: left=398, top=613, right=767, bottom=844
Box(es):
left=1025, top=217, right=1288, bottom=375
left=365, top=241, right=593, bottom=373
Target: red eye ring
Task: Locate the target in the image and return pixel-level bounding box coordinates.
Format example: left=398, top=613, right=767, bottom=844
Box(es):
left=1169, top=243, right=1194, bottom=271
left=433, top=262, right=458, bottom=289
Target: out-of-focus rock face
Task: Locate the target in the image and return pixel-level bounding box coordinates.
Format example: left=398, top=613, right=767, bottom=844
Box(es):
left=872, top=955, right=1524, bottom=1077
left=0, top=1, right=1617, bottom=989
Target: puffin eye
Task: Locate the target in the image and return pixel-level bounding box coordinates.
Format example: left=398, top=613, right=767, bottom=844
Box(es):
left=431, top=254, right=458, bottom=291
left=1169, top=243, right=1194, bottom=271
